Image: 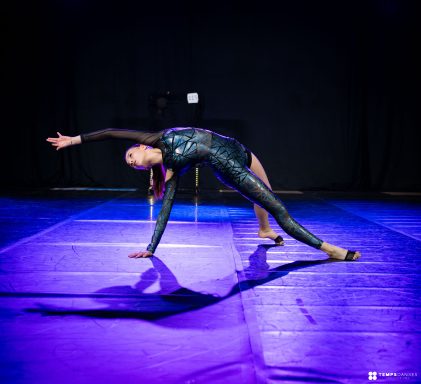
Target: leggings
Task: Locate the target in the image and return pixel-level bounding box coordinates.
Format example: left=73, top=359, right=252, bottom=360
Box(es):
left=208, top=134, right=323, bottom=249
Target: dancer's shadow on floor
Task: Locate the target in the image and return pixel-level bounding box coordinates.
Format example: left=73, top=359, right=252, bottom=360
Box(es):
left=26, top=245, right=336, bottom=323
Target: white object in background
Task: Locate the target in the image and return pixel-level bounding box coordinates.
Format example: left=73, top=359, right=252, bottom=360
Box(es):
left=187, top=92, right=199, bottom=104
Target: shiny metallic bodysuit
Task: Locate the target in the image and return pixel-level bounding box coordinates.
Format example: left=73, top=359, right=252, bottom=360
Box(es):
left=82, top=127, right=323, bottom=253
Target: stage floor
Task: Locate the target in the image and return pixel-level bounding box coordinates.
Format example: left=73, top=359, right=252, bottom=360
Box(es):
left=1, top=189, right=420, bottom=383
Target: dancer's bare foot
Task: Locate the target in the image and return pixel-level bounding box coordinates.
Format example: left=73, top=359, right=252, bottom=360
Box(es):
left=321, top=242, right=361, bottom=261
left=258, top=228, right=284, bottom=245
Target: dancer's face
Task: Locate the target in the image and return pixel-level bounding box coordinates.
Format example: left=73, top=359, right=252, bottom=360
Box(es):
left=125, top=145, right=151, bottom=170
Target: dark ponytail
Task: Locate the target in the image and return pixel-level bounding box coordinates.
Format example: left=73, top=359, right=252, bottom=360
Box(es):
left=151, top=163, right=166, bottom=199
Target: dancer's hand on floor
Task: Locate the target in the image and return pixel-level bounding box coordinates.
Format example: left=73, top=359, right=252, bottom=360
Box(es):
left=128, top=250, right=153, bottom=258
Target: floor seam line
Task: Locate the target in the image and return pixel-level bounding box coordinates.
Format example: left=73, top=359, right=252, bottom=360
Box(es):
left=0, top=192, right=131, bottom=254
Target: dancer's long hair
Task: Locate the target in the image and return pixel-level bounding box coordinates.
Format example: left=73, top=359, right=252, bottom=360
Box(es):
left=151, top=163, right=165, bottom=199
left=126, top=144, right=165, bottom=199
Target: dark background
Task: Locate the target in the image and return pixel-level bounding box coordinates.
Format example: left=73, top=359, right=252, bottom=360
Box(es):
left=3, top=0, right=420, bottom=192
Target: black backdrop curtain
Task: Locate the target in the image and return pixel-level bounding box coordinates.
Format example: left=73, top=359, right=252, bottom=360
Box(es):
left=3, top=0, right=420, bottom=192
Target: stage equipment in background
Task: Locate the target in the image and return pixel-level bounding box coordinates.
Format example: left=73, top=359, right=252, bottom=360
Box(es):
left=148, top=91, right=203, bottom=195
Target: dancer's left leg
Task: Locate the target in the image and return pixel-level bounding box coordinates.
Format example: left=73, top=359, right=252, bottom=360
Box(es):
left=228, top=168, right=359, bottom=259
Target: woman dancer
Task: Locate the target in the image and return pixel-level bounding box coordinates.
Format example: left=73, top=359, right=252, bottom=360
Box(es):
left=47, top=127, right=360, bottom=261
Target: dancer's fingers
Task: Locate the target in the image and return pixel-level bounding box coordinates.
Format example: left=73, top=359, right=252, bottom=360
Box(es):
left=128, top=251, right=152, bottom=258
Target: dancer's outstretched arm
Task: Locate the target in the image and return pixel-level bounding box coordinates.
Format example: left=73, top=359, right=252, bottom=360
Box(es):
left=46, top=129, right=163, bottom=149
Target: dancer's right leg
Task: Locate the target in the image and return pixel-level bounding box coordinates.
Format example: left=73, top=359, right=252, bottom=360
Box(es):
left=249, top=153, right=283, bottom=245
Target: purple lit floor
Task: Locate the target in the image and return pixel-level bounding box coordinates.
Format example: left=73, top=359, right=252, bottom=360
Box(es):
left=1, top=190, right=420, bottom=383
